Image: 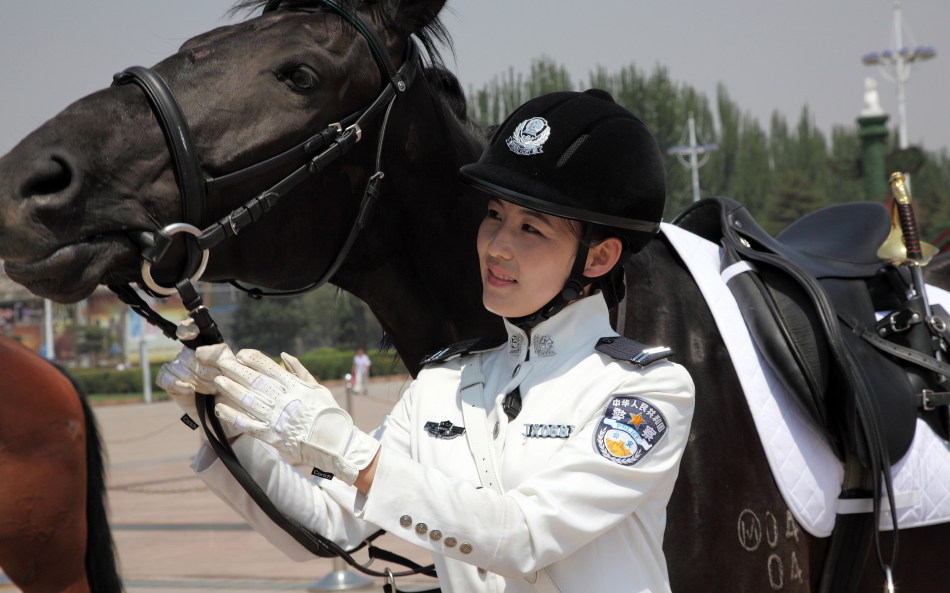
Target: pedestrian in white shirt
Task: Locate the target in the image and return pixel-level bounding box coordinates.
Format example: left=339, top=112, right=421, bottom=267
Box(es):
left=352, top=348, right=371, bottom=394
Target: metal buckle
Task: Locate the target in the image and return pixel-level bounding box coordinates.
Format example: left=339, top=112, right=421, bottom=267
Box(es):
left=930, top=314, right=948, bottom=333
left=140, top=223, right=210, bottom=296
left=346, top=123, right=362, bottom=142
left=922, top=389, right=936, bottom=411
left=878, top=308, right=920, bottom=336
left=385, top=567, right=397, bottom=592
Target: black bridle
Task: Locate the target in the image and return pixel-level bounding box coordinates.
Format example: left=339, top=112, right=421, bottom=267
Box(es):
left=109, top=0, right=420, bottom=349
left=108, top=1, right=439, bottom=585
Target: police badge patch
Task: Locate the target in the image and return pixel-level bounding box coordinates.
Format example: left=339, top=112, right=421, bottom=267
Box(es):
left=593, top=396, right=668, bottom=466
left=506, top=117, right=551, bottom=155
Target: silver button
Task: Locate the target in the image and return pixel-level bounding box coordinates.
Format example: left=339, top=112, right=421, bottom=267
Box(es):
left=444, top=537, right=457, bottom=548
left=399, top=515, right=412, bottom=528
left=493, top=421, right=500, bottom=439
left=429, top=529, right=442, bottom=541
left=415, top=523, right=428, bottom=535
left=459, top=542, right=473, bottom=554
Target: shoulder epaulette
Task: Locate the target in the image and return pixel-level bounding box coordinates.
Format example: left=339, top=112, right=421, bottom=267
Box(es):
left=595, top=336, right=673, bottom=367
left=420, top=336, right=507, bottom=366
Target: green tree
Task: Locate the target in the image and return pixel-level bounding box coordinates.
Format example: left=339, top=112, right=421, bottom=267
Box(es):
left=465, top=55, right=950, bottom=239
left=231, top=294, right=311, bottom=354
left=761, top=170, right=826, bottom=235
left=231, top=285, right=385, bottom=355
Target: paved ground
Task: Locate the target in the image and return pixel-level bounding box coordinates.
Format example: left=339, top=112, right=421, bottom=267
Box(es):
left=3, top=376, right=437, bottom=593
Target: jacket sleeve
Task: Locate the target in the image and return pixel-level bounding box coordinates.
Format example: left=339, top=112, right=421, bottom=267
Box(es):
left=191, top=406, right=408, bottom=561
left=357, top=361, right=694, bottom=577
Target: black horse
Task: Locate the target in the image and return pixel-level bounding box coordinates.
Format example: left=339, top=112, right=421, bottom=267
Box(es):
left=0, top=1, right=947, bottom=591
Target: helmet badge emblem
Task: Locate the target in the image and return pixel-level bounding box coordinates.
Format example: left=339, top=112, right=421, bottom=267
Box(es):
left=506, top=117, right=551, bottom=156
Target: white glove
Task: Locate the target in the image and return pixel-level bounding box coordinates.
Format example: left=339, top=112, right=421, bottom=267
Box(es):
left=156, top=344, right=237, bottom=435
left=202, top=347, right=380, bottom=485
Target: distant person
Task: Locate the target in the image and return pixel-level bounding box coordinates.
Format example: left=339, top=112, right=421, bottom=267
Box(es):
left=351, top=347, right=371, bottom=394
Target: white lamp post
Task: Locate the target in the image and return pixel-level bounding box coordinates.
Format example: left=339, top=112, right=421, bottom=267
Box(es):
left=861, top=1, right=935, bottom=153
left=667, top=112, right=718, bottom=202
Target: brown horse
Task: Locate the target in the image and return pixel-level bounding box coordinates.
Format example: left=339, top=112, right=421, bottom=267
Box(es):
left=0, top=1, right=948, bottom=591
left=0, top=337, right=120, bottom=593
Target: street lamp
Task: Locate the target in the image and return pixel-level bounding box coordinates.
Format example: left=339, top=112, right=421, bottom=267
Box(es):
left=861, top=1, right=936, bottom=152
left=667, top=111, right=718, bottom=203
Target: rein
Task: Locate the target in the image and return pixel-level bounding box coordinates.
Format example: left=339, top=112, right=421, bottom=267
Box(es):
left=107, top=0, right=439, bottom=585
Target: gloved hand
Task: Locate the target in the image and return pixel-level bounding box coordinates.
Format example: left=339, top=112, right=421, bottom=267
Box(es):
left=156, top=344, right=238, bottom=435
left=201, top=347, right=380, bottom=485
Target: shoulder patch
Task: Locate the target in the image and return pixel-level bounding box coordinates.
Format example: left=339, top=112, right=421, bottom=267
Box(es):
left=419, top=336, right=506, bottom=366
left=595, top=336, right=673, bottom=367
left=593, top=396, right=669, bottom=466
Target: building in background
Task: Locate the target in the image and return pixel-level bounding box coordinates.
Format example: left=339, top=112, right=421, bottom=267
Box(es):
left=0, top=267, right=240, bottom=367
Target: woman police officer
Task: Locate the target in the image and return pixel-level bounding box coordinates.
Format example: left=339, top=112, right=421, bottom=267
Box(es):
left=158, top=89, right=694, bottom=593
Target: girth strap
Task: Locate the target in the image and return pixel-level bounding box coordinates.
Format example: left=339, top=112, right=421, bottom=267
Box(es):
left=839, top=312, right=950, bottom=378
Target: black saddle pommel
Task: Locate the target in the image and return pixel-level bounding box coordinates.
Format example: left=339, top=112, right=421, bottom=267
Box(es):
left=420, top=336, right=507, bottom=366
left=596, top=336, right=673, bottom=367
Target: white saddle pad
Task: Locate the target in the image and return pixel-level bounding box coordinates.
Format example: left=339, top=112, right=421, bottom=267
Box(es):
left=661, top=223, right=950, bottom=537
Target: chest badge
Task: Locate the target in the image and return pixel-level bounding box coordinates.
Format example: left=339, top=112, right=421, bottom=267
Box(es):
left=593, top=396, right=668, bottom=466
left=424, top=420, right=466, bottom=440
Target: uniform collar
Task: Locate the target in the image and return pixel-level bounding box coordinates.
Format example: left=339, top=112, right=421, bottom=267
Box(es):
left=503, top=292, right=614, bottom=362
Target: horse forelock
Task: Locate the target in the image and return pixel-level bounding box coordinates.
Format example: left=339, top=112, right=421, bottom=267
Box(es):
left=229, top=0, right=453, bottom=70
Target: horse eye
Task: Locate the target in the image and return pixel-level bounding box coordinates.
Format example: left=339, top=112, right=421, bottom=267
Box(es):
left=278, top=64, right=319, bottom=93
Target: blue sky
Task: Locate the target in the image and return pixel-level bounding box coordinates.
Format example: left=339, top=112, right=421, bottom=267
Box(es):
left=2, top=1, right=947, bottom=155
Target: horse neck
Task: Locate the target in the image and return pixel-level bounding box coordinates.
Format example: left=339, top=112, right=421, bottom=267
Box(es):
left=333, top=83, right=502, bottom=375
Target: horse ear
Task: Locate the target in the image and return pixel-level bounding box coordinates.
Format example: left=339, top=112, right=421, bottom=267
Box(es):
left=385, top=0, right=447, bottom=38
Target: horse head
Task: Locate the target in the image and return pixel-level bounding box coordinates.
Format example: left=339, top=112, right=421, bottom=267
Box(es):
left=0, top=0, right=497, bottom=368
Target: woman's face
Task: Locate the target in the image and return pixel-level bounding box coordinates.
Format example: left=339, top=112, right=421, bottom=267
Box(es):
left=476, top=198, right=580, bottom=318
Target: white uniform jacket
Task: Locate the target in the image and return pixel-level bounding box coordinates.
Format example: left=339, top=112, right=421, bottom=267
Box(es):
left=192, top=293, right=695, bottom=593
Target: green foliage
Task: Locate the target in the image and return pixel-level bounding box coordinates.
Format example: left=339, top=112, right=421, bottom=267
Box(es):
left=71, top=350, right=406, bottom=396
left=468, top=58, right=575, bottom=129
left=71, top=365, right=160, bottom=395
left=294, top=348, right=406, bottom=383
left=231, top=285, right=383, bottom=355
left=465, top=56, right=950, bottom=241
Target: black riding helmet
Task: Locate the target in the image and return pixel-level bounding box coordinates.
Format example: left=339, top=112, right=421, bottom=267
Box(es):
left=459, top=89, right=666, bottom=329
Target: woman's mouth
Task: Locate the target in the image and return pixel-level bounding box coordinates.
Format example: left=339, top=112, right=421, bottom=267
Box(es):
left=487, top=267, right=516, bottom=287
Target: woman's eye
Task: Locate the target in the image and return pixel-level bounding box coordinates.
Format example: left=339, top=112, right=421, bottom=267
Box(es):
left=486, top=208, right=501, bottom=220
left=278, top=65, right=319, bottom=93
left=522, top=224, right=541, bottom=235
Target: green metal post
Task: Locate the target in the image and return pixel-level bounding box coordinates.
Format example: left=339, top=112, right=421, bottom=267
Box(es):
left=857, top=112, right=890, bottom=202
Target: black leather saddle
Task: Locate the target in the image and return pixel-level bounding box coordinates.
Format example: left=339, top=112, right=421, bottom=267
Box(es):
left=674, top=197, right=949, bottom=468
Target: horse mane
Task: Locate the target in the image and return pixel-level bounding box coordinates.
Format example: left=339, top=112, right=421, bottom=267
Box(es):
left=229, top=0, right=454, bottom=72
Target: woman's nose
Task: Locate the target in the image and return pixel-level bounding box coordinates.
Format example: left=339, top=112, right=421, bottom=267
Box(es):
left=485, top=225, right=516, bottom=259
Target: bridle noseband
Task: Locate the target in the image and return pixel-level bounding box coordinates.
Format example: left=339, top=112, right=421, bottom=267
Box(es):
left=110, top=0, right=420, bottom=348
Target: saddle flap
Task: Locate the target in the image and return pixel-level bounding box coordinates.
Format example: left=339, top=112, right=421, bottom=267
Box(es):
left=776, top=202, right=891, bottom=278
left=676, top=197, right=891, bottom=279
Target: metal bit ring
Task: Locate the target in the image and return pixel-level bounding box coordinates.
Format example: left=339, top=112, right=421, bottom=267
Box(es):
left=141, top=223, right=210, bottom=296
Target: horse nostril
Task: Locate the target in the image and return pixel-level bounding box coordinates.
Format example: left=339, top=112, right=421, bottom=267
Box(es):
left=21, top=155, right=74, bottom=199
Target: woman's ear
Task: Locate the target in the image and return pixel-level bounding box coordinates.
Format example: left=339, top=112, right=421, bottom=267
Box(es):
left=583, top=237, right=623, bottom=278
